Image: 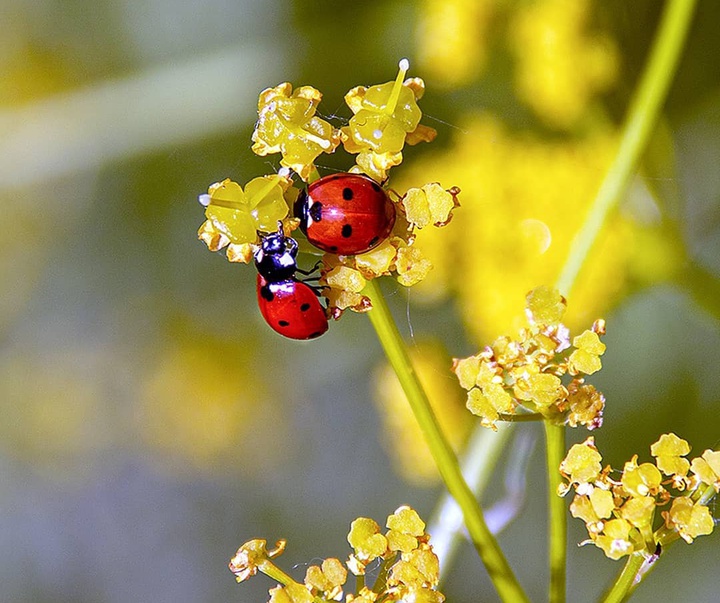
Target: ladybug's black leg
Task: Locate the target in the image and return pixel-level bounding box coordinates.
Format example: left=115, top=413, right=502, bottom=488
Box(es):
left=295, top=260, right=322, bottom=277
left=303, top=282, right=327, bottom=298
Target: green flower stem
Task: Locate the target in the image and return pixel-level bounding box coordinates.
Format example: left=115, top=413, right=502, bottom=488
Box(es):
left=363, top=279, right=529, bottom=603
left=601, top=553, right=645, bottom=603
left=258, top=560, right=299, bottom=587
left=544, top=421, right=566, bottom=603
left=555, top=0, right=698, bottom=298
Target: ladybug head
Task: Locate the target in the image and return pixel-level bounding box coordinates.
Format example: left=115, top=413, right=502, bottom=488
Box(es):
left=255, top=231, right=299, bottom=282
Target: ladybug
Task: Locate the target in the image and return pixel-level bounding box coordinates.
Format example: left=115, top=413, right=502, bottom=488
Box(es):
left=294, top=173, right=396, bottom=255
left=254, top=230, right=329, bottom=340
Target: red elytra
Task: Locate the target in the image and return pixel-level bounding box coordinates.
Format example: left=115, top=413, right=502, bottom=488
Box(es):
left=256, top=274, right=328, bottom=340
left=294, top=173, right=396, bottom=255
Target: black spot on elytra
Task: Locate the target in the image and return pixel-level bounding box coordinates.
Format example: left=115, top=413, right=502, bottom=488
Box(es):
left=300, top=303, right=311, bottom=312
left=341, top=224, right=353, bottom=238
left=309, top=202, right=323, bottom=222
left=278, top=320, right=290, bottom=327
left=371, top=182, right=381, bottom=192
left=342, top=187, right=354, bottom=201
left=329, top=245, right=338, bottom=252
left=308, top=330, right=323, bottom=339
left=260, top=287, right=274, bottom=302
left=368, top=236, right=379, bottom=247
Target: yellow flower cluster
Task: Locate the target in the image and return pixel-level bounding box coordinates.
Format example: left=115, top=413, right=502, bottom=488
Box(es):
left=197, top=60, right=460, bottom=317
left=229, top=506, right=445, bottom=602
left=452, top=286, right=606, bottom=430
left=560, top=434, right=719, bottom=560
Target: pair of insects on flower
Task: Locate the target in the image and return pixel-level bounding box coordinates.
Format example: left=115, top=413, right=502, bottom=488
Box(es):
left=256, top=172, right=396, bottom=340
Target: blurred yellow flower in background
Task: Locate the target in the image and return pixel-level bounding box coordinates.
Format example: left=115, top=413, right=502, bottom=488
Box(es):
left=509, top=0, right=618, bottom=128
left=0, top=348, right=112, bottom=479
left=138, top=328, right=290, bottom=476
left=398, top=116, right=633, bottom=343
left=416, top=0, right=497, bottom=88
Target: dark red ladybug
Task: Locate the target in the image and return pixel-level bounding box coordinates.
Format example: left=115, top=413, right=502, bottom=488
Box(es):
left=294, top=173, right=396, bottom=255
left=254, top=230, right=328, bottom=340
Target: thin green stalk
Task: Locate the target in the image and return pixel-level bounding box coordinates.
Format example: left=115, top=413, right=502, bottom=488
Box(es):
left=601, top=553, right=645, bottom=603
left=555, top=0, right=698, bottom=298
left=544, top=421, right=566, bottom=603
left=363, top=279, right=529, bottom=603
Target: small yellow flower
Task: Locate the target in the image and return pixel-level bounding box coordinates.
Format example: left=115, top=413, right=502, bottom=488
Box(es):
left=570, top=488, right=614, bottom=530
left=651, top=433, right=691, bottom=477
left=563, top=381, right=604, bottom=430
left=387, top=557, right=432, bottom=589
left=452, top=355, right=482, bottom=390
left=200, top=175, right=292, bottom=248
left=386, top=506, right=425, bottom=553
left=690, top=449, right=720, bottom=489
left=305, top=558, right=347, bottom=601
left=618, top=496, right=656, bottom=530
left=594, top=518, right=635, bottom=560
left=621, top=457, right=663, bottom=498
left=252, top=83, right=342, bottom=181
left=570, top=495, right=600, bottom=527
left=325, top=265, right=367, bottom=293
left=228, top=539, right=286, bottom=583
left=454, top=288, right=606, bottom=428
left=342, top=60, right=436, bottom=182
left=347, top=518, right=389, bottom=562
left=568, top=330, right=606, bottom=375
left=401, top=183, right=459, bottom=229
left=320, top=256, right=371, bottom=316
left=560, top=437, right=603, bottom=485
left=589, top=487, right=615, bottom=520
left=394, top=243, right=433, bottom=287
left=516, top=372, right=565, bottom=410
left=465, top=385, right=515, bottom=430
left=354, top=240, right=398, bottom=278
left=663, top=496, right=715, bottom=544
left=525, top=285, right=567, bottom=325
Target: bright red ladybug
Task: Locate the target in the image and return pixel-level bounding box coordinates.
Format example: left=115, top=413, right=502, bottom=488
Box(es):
left=294, top=173, right=396, bottom=255
left=254, top=230, right=328, bottom=340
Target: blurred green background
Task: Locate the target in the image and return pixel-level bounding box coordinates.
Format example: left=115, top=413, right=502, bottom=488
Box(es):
left=1, top=1, right=719, bottom=601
